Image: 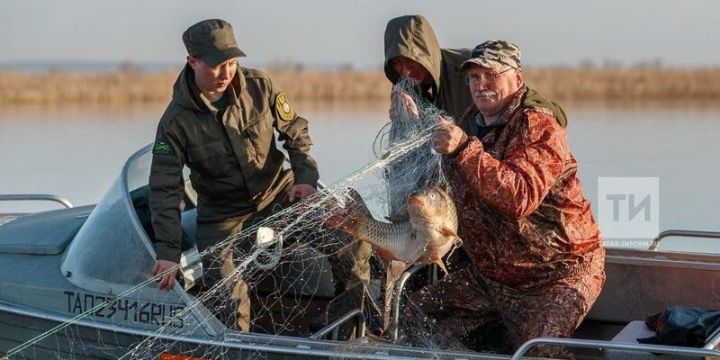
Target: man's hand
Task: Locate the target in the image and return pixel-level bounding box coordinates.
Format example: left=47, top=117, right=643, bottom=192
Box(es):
left=389, top=88, right=420, bottom=120
left=433, top=116, right=467, bottom=155
left=153, top=260, right=179, bottom=291
left=288, top=183, right=316, bottom=202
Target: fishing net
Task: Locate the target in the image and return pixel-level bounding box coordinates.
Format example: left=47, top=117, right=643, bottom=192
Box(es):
left=375, top=79, right=451, bottom=221
left=3, top=79, right=468, bottom=360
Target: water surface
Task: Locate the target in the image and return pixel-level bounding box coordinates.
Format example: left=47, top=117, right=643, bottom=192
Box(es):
left=1, top=103, right=718, bottom=252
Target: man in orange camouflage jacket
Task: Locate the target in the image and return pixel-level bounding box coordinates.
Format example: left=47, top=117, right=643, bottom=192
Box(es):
left=402, top=40, right=606, bottom=359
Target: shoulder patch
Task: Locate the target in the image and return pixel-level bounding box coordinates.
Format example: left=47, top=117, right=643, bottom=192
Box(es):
left=152, top=141, right=175, bottom=155
left=275, top=92, right=296, bottom=121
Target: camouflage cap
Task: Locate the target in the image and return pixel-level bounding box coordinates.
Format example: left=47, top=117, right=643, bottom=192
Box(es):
left=182, top=19, right=246, bottom=67
left=460, top=40, right=521, bottom=70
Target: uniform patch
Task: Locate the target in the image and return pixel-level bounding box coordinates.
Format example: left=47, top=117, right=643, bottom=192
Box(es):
left=275, top=92, right=296, bottom=121
left=152, top=141, right=174, bottom=155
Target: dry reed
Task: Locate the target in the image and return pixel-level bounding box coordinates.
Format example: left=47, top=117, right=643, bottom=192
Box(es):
left=2, top=67, right=720, bottom=106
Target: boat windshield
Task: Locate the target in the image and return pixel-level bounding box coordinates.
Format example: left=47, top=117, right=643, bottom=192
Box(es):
left=61, top=144, right=161, bottom=294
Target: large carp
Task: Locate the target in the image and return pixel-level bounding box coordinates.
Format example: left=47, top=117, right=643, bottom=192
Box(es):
left=328, top=186, right=461, bottom=273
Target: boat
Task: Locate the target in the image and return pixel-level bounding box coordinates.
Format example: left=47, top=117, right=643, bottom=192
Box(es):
left=1, top=144, right=719, bottom=359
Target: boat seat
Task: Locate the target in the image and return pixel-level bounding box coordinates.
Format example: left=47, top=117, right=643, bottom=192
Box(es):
left=0, top=206, right=92, bottom=255
left=606, top=320, right=702, bottom=359
left=589, top=247, right=720, bottom=323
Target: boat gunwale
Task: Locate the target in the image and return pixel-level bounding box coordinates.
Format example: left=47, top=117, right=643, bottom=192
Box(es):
left=0, top=300, right=498, bottom=360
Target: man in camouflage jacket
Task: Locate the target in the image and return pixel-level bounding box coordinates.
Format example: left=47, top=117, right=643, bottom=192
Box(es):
left=403, top=40, right=606, bottom=359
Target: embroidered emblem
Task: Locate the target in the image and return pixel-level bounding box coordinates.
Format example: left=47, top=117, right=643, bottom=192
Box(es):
left=152, top=141, right=174, bottom=155
left=275, top=91, right=296, bottom=121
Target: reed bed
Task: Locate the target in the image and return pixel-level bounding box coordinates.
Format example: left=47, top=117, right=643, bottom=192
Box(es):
left=525, top=67, right=720, bottom=102
left=2, top=67, right=720, bottom=106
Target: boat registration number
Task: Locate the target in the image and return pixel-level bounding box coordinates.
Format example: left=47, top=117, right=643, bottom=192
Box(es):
left=64, top=291, right=185, bottom=328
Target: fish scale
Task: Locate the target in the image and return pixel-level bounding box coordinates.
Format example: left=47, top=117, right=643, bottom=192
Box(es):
left=354, top=217, right=425, bottom=263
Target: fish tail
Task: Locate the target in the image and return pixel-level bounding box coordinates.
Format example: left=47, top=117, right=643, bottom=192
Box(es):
left=345, top=188, right=372, bottom=218
left=325, top=188, right=372, bottom=235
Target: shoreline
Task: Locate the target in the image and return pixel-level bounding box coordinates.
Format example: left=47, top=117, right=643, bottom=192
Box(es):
left=2, top=67, right=720, bottom=106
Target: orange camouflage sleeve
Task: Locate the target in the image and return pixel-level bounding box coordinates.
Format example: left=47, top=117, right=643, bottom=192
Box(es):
left=453, top=108, right=569, bottom=218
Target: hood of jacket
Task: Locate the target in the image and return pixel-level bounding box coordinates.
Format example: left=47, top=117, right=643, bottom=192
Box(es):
left=384, top=15, right=442, bottom=95
left=170, top=64, right=205, bottom=112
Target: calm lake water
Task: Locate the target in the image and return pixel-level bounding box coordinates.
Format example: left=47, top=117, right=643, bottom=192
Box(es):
left=1, top=102, right=719, bottom=253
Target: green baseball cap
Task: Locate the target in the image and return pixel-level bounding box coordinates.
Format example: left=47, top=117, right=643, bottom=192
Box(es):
left=182, top=19, right=246, bottom=67
left=461, top=40, right=521, bottom=70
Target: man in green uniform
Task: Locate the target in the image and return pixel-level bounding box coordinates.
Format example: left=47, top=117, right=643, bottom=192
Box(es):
left=149, top=19, right=368, bottom=332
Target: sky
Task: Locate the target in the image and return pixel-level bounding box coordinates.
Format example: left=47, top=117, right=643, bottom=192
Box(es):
left=1, top=0, right=719, bottom=69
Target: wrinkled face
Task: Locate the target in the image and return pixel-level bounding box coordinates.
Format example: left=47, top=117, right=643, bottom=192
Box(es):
left=406, top=187, right=451, bottom=222
left=466, top=63, right=523, bottom=117
left=391, top=56, right=431, bottom=86
left=187, top=56, right=237, bottom=101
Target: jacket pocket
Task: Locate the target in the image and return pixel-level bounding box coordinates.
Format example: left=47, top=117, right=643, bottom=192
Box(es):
left=186, top=140, right=232, bottom=177
left=243, top=110, right=274, bottom=163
